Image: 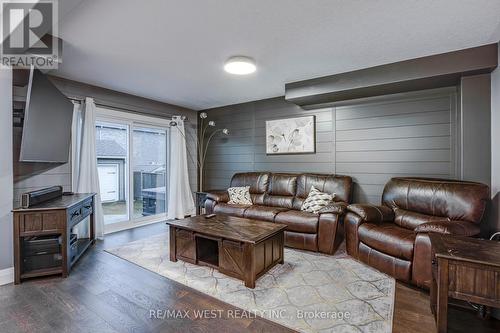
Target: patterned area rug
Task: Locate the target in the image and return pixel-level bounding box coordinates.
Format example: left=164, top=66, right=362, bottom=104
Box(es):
left=106, top=233, right=395, bottom=333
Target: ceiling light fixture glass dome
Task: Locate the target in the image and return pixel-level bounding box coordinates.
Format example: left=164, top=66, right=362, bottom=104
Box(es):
left=224, top=56, right=256, bottom=75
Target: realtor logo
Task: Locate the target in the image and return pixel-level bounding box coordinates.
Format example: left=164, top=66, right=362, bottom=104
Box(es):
left=1, top=0, right=58, bottom=68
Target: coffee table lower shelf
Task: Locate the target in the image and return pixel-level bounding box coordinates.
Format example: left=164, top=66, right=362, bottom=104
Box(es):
left=168, top=226, right=284, bottom=288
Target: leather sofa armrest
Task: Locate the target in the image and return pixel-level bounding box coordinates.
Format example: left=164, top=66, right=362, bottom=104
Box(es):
left=347, top=204, right=394, bottom=223
left=205, top=190, right=229, bottom=203
left=414, top=220, right=480, bottom=237
left=318, top=202, right=348, bottom=215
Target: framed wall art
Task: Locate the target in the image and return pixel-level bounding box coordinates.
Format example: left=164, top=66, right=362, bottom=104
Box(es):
left=266, top=115, right=316, bottom=155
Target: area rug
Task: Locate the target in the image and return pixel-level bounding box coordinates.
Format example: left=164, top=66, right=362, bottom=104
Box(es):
left=106, top=233, right=395, bottom=333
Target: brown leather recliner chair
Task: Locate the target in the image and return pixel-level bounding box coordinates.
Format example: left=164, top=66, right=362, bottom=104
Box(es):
left=205, top=172, right=353, bottom=254
left=345, top=177, right=489, bottom=288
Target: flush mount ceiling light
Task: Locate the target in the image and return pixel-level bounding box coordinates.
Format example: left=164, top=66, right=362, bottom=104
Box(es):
left=224, top=56, right=256, bottom=75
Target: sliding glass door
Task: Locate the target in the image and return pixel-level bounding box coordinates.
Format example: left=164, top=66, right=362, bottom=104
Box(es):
left=96, top=121, right=129, bottom=225
left=95, top=108, right=169, bottom=233
left=132, top=126, right=167, bottom=219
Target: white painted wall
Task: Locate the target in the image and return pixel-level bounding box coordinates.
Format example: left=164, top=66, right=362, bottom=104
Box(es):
left=491, top=42, right=500, bottom=321
left=0, top=65, right=14, bottom=284
left=492, top=44, right=500, bottom=234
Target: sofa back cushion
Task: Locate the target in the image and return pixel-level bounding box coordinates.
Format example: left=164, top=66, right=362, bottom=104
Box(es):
left=293, top=173, right=352, bottom=210
left=382, top=177, right=489, bottom=229
left=230, top=172, right=270, bottom=204
left=263, top=173, right=298, bottom=209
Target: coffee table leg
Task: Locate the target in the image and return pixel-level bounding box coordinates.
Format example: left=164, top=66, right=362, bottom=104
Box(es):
left=244, top=243, right=256, bottom=288
left=169, top=226, right=177, bottom=262
left=279, top=232, right=284, bottom=264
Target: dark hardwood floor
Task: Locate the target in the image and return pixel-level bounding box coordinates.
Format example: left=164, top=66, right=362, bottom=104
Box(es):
left=1, top=222, right=498, bottom=333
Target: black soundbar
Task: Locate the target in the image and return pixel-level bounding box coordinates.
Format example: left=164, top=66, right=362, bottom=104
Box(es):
left=21, top=186, right=63, bottom=208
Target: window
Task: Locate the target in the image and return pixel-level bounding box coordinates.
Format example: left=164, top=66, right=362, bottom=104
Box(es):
left=132, top=126, right=167, bottom=219
left=96, top=121, right=129, bottom=225
left=95, top=108, right=170, bottom=233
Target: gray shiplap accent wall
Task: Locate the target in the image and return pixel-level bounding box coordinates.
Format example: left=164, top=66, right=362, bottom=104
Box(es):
left=335, top=89, right=458, bottom=203
left=204, top=88, right=458, bottom=204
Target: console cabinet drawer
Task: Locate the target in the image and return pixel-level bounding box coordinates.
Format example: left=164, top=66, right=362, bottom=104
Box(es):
left=19, top=211, right=64, bottom=234
left=19, top=214, right=42, bottom=233
left=81, top=199, right=93, bottom=217
left=68, top=206, right=83, bottom=226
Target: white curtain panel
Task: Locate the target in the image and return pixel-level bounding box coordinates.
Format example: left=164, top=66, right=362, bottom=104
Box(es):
left=167, top=116, right=195, bottom=219
left=71, top=102, right=83, bottom=190
left=73, top=97, right=105, bottom=238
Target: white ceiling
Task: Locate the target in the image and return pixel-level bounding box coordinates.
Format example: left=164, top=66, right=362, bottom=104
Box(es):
left=55, top=0, right=500, bottom=110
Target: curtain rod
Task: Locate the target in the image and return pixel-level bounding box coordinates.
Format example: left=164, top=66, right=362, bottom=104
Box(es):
left=68, top=96, right=178, bottom=120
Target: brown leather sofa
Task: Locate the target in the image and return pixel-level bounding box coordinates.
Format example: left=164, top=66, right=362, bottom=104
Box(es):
left=345, top=177, right=489, bottom=288
left=204, top=172, right=353, bottom=254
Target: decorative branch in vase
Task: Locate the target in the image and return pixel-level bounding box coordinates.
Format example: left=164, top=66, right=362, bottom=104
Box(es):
left=169, top=112, right=229, bottom=192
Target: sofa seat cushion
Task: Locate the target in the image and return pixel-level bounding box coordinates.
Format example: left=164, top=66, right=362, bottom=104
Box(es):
left=358, top=242, right=412, bottom=282
left=214, top=203, right=251, bottom=217
left=243, top=205, right=288, bottom=222
left=358, top=222, right=415, bottom=260
left=285, top=231, right=318, bottom=251
left=275, top=210, right=319, bottom=233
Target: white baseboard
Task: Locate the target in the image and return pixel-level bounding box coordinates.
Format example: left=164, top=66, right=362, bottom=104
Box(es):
left=0, top=267, right=14, bottom=286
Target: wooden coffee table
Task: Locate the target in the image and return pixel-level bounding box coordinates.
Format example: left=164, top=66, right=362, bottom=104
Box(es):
left=167, top=215, right=286, bottom=288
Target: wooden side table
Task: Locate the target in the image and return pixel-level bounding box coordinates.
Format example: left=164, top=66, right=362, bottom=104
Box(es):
left=12, top=193, right=96, bottom=284
left=429, top=233, right=500, bottom=333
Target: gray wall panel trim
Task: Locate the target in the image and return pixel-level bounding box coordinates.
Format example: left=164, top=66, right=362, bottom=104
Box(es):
left=254, top=110, right=332, bottom=122
left=206, top=154, right=254, bottom=163
left=336, top=137, right=451, bottom=151
left=355, top=184, right=386, bottom=196
left=336, top=123, right=451, bottom=141
left=352, top=193, right=381, bottom=205
left=336, top=150, right=451, bottom=163
left=254, top=152, right=334, bottom=163
left=205, top=171, right=246, bottom=179
left=254, top=142, right=333, bottom=153
left=208, top=146, right=257, bottom=155
left=254, top=163, right=335, bottom=173
left=212, top=136, right=254, bottom=147
left=336, top=96, right=451, bottom=120
left=253, top=106, right=321, bottom=118
left=350, top=173, right=449, bottom=186
left=15, top=176, right=73, bottom=189
left=336, top=162, right=452, bottom=175
left=205, top=163, right=254, bottom=172
left=336, top=110, right=450, bottom=131
left=255, top=132, right=333, bottom=144
left=254, top=121, right=332, bottom=135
